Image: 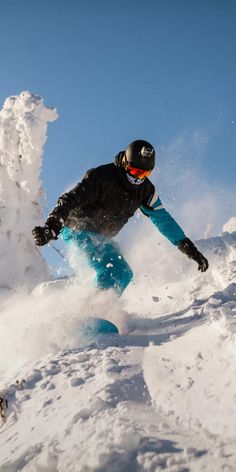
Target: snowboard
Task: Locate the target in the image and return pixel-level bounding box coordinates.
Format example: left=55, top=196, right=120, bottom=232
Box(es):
left=32, top=281, right=119, bottom=338
left=78, top=317, right=119, bottom=337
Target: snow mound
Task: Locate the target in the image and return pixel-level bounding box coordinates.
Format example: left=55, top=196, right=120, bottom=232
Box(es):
left=223, top=216, right=236, bottom=234
left=0, top=91, right=58, bottom=290
left=143, top=282, right=236, bottom=440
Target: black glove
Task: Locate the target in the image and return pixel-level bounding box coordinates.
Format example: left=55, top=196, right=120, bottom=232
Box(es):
left=32, top=225, right=58, bottom=246
left=178, top=238, right=209, bottom=272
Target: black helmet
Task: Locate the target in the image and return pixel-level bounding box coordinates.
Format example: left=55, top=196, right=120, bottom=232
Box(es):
left=124, top=140, right=155, bottom=170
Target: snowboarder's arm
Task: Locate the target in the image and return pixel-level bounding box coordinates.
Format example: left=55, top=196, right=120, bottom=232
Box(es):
left=45, top=169, right=103, bottom=236
left=141, top=193, right=208, bottom=272
left=140, top=193, right=186, bottom=246
left=32, top=169, right=103, bottom=245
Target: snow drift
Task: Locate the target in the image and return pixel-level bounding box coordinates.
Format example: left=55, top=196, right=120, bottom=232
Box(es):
left=0, top=92, right=236, bottom=471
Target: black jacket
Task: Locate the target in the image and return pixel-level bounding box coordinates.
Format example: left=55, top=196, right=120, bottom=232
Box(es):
left=46, top=152, right=155, bottom=238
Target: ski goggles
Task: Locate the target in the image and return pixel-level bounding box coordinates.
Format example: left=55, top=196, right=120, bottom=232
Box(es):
left=125, top=163, right=152, bottom=179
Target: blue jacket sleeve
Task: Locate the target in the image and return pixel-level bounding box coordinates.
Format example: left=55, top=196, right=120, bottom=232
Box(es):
left=140, top=193, right=186, bottom=246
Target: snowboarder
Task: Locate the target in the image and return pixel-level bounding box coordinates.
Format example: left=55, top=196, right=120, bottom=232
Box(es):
left=32, top=140, right=209, bottom=295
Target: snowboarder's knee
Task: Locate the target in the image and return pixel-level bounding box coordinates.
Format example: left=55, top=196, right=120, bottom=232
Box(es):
left=96, top=261, right=133, bottom=295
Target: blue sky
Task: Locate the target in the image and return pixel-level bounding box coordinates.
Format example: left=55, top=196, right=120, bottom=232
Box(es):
left=0, top=0, right=236, bottom=267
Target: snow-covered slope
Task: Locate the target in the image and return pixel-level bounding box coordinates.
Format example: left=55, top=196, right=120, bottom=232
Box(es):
left=0, top=92, right=236, bottom=471
left=1, top=255, right=236, bottom=471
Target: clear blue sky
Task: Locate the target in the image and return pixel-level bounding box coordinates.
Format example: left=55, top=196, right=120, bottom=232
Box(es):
left=0, top=0, right=236, bottom=267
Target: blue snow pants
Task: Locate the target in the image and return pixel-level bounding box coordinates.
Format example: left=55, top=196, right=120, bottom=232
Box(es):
left=61, top=227, right=133, bottom=295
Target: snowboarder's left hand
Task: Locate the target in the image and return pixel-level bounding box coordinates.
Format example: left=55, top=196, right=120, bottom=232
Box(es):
left=194, top=251, right=209, bottom=272
left=178, top=238, right=209, bottom=272
left=32, top=225, right=57, bottom=246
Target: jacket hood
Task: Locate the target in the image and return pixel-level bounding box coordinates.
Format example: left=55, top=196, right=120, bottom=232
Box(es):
left=114, top=151, right=125, bottom=168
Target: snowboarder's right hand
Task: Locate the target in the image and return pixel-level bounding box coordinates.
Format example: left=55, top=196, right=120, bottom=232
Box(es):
left=32, top=225, right=57, bottom=246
